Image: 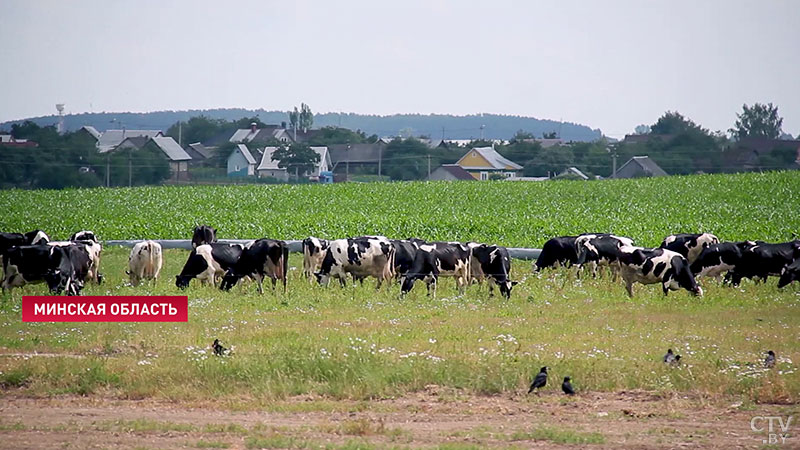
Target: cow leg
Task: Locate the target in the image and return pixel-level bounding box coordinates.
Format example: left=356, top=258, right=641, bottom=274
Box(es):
left=488, top=278, right=495, bottom=297
left=662, top=283, right=670, bottom=296
left=624, top=277, right=634, bottom=298
left=255, top=274, right=264, bottom=295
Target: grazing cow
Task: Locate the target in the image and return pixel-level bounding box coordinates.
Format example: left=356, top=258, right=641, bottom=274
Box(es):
left=69, top=230, right=99, bottom=244
left=401, top=242, right=472, bottom=297
left=49, top=233, right=103, bottom=284
left=315, top=236, right=395, bottom=288
left=391, top=239, right=425, bottom=283
left=220, top=239, right=288, bottom=293
left=127, top=240, right=163, bottom=286
left=2, top=244, right=90, bottom=295
left=618, top=246, right=702, bottom=297
left=192, top=225, right=217, bottom=248
left=660, top=233, right=720, bottom=264
left=534, top=236, right=580, bottom=271
left=690, top=241, right=759, bottom=280
left=176, top=242, right=244, bottom=288
left=0, top=230, right=50, bottom=270
left=778, top=258, right=800, bottom=288
left=471, top=244, right=517, bottom=298
left=302, top=237, right=329, bottom=282
left=575, top=233, right=635, bottom=278
left=728, top=240, right=800, bottom=285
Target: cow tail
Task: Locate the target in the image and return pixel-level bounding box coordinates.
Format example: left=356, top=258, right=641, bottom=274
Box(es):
left=385, top=246, right=396, bottom=284
left=466, top=246, right=473, bottom=286
left=302, top=239, right=310, bottom=279
left=148, top=241, right=156, bottom=279
left=282, top=242, right=289, bottom=294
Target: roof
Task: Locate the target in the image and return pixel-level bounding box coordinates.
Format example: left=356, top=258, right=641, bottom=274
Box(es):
left=432, top=164, right=475, bottom=180
left=97, top=129, right=162, bottom=153
left=117, top=136, right=149, bottom=149
left=150, top=136, right=192, bottom=161
left=257, top=146, right=329, bottom=172
left=459, top=146, right=522, bottom=170
left=186, top=142, right=213, bottom=159
left=79, top=126, right=101, bottom=140
left=236, top=144, right=257, bottom=165
left=614, top=156, right=668, bottom=177
left=560, top=166, right=589, bottom=180
left=230, top=126, right=292, bottom=144
left=329, top=143, right=386, bottom=164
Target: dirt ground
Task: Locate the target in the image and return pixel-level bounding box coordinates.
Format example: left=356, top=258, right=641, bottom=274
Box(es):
left=0, top=389, right=795, bottom=449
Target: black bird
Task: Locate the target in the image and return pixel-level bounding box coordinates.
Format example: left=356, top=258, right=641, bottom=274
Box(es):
left=562, top=376, right=575, bottom=395
left=528, top=366, right=548, bottom=393
left=663, top=349, right=680, bottom=365
left=212, top=338, right=228, bottom=356
left=765, top=350, right=776, bottom=368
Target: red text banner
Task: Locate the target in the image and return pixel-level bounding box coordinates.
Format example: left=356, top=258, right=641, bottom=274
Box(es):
left=22, top=296, right=188, bottom=322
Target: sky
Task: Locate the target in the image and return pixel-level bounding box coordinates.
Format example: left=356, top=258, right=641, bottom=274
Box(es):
left=1, top=0, right=799, bottom=138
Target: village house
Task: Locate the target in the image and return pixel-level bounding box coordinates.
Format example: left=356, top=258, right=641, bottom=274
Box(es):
left=227, top=144, right=258, bottom=177
left=256, top=146, right=332, bottom=181
left=612, top=156, right=668, bottom=178
left=454, top=146, right=522, bottom=180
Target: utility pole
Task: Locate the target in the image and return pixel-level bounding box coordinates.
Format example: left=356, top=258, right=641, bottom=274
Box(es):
left=178, top=121, right=182, bottom=146
left=480, top=124, right=485, bottom=140
left=345, top=144, right=350, bottom=181
left=128, top=147, right=132, bottom=187
left=377, top=144, right=382, bottom=178
left=607, top=144, right=618, bottom=178
left=427, top=154, right=431, bottom=178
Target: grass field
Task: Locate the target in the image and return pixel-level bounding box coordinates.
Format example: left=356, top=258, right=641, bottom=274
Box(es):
left=1, top=248, right=798, bottom=407
left=1, top=171, right=799, bottom=246
left=1, top=173, right=799, bottom=448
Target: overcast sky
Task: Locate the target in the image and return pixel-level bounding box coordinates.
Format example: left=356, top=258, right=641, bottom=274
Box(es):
left=2, top=0, right=798, bottom=138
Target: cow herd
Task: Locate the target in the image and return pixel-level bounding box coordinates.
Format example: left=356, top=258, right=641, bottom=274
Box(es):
left=2, top=226, right=799, bottom=298
left=536, top=232, right=800, bottom=296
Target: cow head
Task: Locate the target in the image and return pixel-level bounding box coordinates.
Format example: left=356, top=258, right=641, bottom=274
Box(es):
left=778, top=265, right=798, bottom=288
left=498, top=280, right=518, bottom=299
left=219, top=271, right=242, bottom=291
left=671, top=256, right=703, bottom=296
left=314, top=271, right=330, bottom=286
left=175, top=274, right=192, bottom=289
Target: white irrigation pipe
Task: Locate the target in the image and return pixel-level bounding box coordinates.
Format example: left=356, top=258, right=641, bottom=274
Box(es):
left=104, top=240, right=542, bottom=260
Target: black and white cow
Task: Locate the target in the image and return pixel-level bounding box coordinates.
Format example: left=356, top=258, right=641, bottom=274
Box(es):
left=220, top=239, right=289, bottom=294
left=192, top=225, right=217, bottom=248
left=0, top=230, right=50, bottom=272
left=176, top=242, right=244, bottom=288
left=728, top=240, right=800, bottom=285
left=401, top=242, right=472, bottom=297
left=575, top=233, right=636, bottom=278
left=2, top=244, right=90, bottom=295
left=534, top=236, right=580, bottom=271
left=660, top=233, right=720, bottom=264
left=302, top=237, right=329, bottom=282
left=391, top=239, right=425, bottom=283
left=690, top=241, right=759, bottom=280
left=315, top=236, right=395, bottom=288
left=471, top=244, right=517, bottom=298
left=49, top=232, right=103, bottom=284
left=618, top=246, right=702, bottom=297
left=778, top=258, right=800, bottom=288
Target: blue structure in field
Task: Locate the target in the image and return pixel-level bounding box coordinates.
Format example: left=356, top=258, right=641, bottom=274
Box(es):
left=319, top=171, right=334, bottom=184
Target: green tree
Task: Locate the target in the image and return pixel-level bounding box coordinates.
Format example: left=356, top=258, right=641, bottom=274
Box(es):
left=509, top=130, right=535, bottom=143
left=730, top=103, right=783, bottom=139
left=650, top=111, right=700, bottom=135
left=307, top=126, right=366, bottom=145
left=166, top=115, right=227, bottom=145
left=271, top=143, right=320, bottom=178
left=299, top=103, right=313, bottom=132
left=288, top=107, right=299, bottom=131
left=383, top=138, right=430, bottom=180
left=542, top=131, right=558, bottom=139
